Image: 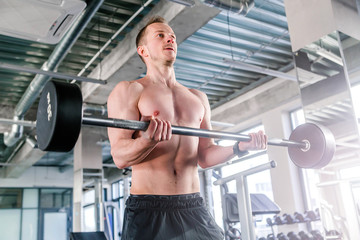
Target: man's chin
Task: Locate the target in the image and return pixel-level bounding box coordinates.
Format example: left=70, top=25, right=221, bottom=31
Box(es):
left=165, top=57, right=176, bottom=65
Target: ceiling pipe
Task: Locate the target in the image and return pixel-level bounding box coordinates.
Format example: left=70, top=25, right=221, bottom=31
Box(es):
left=4, top=0, right=104, bottom=147
left=76, top=0, right=154, bottom=79
left=0, top=118, right=36, bottom=128
left=0, top=62, right=106, bottom=84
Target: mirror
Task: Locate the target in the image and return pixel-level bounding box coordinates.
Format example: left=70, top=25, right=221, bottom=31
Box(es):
left=294, top=31, right=360, bottom=239
left=294, top=31, right=360, bottom=168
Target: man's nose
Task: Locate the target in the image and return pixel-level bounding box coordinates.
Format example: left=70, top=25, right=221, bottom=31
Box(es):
left=167, top=36, right=174, bottom=43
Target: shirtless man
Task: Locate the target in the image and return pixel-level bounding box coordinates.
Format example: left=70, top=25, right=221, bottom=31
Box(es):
left=107, top=16, right=267, bottom=240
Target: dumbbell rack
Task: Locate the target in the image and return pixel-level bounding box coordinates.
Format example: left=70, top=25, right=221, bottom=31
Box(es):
left=266, top=211, right=323, bottom=240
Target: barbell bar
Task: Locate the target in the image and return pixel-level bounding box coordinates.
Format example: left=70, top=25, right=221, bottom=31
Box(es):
left=36, top=80, right=336, bottom=169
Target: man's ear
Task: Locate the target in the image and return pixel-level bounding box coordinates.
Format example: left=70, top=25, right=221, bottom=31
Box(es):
left=137, top=45, right=148, bottom=58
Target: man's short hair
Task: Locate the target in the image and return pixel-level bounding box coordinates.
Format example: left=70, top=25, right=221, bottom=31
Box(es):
left=136, top=16, right=168, bottom=48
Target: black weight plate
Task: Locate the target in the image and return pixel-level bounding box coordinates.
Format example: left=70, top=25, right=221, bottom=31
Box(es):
left=36, top=80, right=82, bottom=152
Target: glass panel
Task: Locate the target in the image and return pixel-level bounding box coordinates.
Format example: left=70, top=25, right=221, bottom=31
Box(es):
left=21, top=209, right=38, bottom=240
left=0, top=188, right=22, bottom=209
left=351, top=84, right=360, bottom=121
left=22, top=189, right=38, bottom=208
left=83, top=189, right=95, bottom=205
left=112, top=182, right=119, bottom=199
left=43, top=212, right=67, bottom=240
left=84, top=205, right=96, bottom=232
left=40, top=189, right=71, bottom=208
left=350, top=182, right=360, bottom=227
left=0, top=209, right=21, bottom=240
left=63, top=191, right=71, bottom=208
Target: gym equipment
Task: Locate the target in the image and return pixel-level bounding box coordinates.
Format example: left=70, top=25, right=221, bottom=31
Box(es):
left=70, top=232, right=107, bottom=240
left=305, top=210, right=318, bottom=221
left=299, top=231, right=312, bottom=240
left=287, top=232, right=300, bottom=240
left=273, top=215, right=285, bottom=225
left=267, top=233, right=276, bottom=240
left=283, top=213, right=298, bottom=224
left=311, top=230, right=324, bottom=240
left=224, top=193, right=280, bottom=223
left=294, top=212, right=306, bottom=223
left=266, top=217, right=273, bottom=226
left=36, top=80, right=336, bottom=168
left=277, top=233, right=289, bottom=240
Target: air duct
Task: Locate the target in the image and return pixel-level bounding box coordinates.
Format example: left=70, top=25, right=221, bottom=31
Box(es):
left=168, top=0, right=254, bottom=15
left=201, top=0, right=254, bottom=15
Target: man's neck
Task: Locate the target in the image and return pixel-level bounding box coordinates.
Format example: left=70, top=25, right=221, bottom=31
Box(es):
left=146, top=62, right=177, bottom=87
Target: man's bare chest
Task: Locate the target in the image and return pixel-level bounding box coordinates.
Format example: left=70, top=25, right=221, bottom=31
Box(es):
left=137, top=86, right=205, bottom=127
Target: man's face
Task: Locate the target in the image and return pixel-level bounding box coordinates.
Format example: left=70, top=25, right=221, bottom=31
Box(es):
left=139, top=22, right=177, bottom=64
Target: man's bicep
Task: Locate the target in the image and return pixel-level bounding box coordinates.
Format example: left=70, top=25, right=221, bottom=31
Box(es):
left=197, top=91, right=216, bottom=152
left=107, top=83, right=141, bottom=143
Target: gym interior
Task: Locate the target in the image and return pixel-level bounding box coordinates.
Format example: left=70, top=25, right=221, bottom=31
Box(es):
left=0, top=0, right=360, bottom=239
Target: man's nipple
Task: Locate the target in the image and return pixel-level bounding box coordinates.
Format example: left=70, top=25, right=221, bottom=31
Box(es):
left=153, top=110, right=160, bottom=116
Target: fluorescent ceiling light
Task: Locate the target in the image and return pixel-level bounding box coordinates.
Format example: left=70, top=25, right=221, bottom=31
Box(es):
left=305, top=44, right=343, bottom=66
left=224, top=58, right=297, bottom=81
left=296, top=67, right=326, bottom=86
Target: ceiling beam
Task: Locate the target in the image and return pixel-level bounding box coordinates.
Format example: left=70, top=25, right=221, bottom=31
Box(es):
left=81, top=0, right=220, bottom=104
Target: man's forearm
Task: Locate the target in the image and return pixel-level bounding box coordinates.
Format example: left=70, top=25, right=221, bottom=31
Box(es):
left=111, top=138, right=157, bottom=169
left=198, top=145, right=239, bottom=169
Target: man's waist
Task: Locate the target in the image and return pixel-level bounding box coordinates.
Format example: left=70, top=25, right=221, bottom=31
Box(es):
left=130, top=192, right=201, bottom=200
left=126, top=192, right=204, bottom=209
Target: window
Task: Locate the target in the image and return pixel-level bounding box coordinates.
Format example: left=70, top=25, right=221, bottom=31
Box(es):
left=212, top=125, right=274, bottom=237
left=0, top=187, right=71, bottom=240
left=0, top=188, right=22, bottom=209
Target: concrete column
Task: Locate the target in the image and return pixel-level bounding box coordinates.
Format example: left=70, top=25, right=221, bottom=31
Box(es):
left=72, top=128, right=103, bottom=232
left=262, top=109, right=306, bottom=234
left=199, top=169, right=215, bottom=216
left=284, top=0, right=360, bottom=52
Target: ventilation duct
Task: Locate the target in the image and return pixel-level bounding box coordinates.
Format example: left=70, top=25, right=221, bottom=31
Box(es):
left=0, top=0, right=86, bottom=44
left=168, top=0, right=254, bottom=14
left=201, top=0, right=254, bottom=14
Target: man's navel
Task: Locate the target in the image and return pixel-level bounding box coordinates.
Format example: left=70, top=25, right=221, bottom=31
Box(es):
left=153, top=110, right=160, bottom=116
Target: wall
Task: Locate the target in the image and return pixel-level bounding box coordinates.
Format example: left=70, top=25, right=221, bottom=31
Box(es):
left=0, top=166, right=73, bottom=188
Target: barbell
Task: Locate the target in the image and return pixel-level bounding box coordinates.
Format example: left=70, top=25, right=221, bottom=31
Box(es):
left=36, top=80, right=336, bottom=169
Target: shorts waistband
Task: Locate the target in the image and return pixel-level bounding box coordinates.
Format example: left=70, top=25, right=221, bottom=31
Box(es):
left=126, top=192, right=204, bottom=209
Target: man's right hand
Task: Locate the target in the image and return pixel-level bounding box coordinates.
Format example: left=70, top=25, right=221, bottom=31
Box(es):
left=139, top=115, right=172, bottom=142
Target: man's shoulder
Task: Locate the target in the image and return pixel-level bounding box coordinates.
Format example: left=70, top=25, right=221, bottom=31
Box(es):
left=114, top=80, right=144, bottom=94
left=108, top=80, right=144, bottom=102
left=188, top=88, right=207, bottom=99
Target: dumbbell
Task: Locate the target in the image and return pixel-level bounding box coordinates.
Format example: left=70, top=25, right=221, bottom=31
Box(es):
left=294, top=212, right=306, bottom=223
left=311, top=230, right=324, bottom=240
left=267, top=234, right=276, bottom=240
left=283, top=213, right=298, bottom=224
left=273, top=215, right=284, bottom=225
left=287, top=232, right=300, bottom=240
left=305, top=210, right=317, bottom=221
left=277, top=233, right=288, bottom=240
left=299, top=231, right=312, bottom=240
